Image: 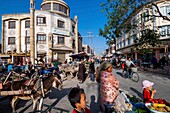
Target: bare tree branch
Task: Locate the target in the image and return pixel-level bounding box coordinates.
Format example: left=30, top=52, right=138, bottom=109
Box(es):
left=152, top=2, right=170, bottom=21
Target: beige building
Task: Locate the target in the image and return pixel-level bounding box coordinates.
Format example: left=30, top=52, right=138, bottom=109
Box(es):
left=116, top=0, right=170, bottom=60
left=1, top=0, right=82, bottom=64
left=82, top=44, right=94, bottom=56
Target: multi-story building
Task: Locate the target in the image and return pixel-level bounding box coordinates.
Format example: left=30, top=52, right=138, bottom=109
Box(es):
left=82, top=44, right=94, bottom=56
left=1, top=0, right=82, bottom=64
left=116, top=0, right=170, bottom=61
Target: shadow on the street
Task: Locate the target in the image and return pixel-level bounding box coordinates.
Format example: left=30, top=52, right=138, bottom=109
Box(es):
left=42, top=101, right=69, bottom=113
left=116, top=72, right=124, bottom=78
left=17, top=87, right=71, bottom=113
left=48, top=87, right=72, bottom=100
left=90, top=95, right=100, bottom=113
left=19, top=102, right=32, bottom=113
left=130, top=87, right=143, bottom=100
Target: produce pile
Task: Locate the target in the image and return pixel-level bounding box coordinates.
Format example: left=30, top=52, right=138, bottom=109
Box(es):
left=127, top=96, right=170, bottom=113
left=148, top=103, right=170, bottom=112
left=127, top=96, right=150, bottom=113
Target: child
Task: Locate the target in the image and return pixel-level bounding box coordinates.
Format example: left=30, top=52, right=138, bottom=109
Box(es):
left=142, top=80, right=169, bottom=105
left=142, top=80, right=157, bottom=103
left=68, top=87, right=91, bottom=113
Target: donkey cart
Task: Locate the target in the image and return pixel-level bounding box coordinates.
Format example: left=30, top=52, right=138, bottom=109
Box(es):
left=0, top=67, right=60, bottom=113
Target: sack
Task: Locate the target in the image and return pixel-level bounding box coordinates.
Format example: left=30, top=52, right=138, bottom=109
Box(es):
left=114, top=92, right=133, bottom=113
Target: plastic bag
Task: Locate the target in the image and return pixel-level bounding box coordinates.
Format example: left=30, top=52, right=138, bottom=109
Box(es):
left=114, top=92, right=133, bottom=113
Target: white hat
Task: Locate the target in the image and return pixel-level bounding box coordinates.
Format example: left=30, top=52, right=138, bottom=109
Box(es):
left=142, top=80, right=154, bottom=89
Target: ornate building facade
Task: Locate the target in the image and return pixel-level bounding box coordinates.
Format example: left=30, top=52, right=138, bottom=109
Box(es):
left=1, top=0, right=82, bottom=64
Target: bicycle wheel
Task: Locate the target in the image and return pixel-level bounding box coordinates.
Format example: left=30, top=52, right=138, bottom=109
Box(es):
left=131, top=72, right=139, bottom=82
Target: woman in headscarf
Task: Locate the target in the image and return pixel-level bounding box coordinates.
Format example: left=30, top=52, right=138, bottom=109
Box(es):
left=99, top=61, right=119, bottom=112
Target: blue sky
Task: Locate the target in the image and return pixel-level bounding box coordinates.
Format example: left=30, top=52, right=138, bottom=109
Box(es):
left=0, top=0, right=108, bottom=55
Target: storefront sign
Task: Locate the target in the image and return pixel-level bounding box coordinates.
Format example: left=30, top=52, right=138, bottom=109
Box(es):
left=52, top=27, right=70, bottom=36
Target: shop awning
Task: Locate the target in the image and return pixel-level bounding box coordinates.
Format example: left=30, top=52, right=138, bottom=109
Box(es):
left=69, top=52, right=89, bottom=58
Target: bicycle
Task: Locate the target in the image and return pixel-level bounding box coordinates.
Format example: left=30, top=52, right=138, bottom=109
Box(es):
left=122, top=67, right=139, bottom=82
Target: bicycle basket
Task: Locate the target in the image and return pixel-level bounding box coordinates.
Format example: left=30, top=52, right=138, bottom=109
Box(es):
left=131, top=67, right=137, bottom=72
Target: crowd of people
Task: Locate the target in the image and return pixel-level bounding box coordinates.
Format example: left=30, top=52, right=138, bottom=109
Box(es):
left=5, top=56, right=170, bottom=113
left=67, top=57, right=169, bottom=113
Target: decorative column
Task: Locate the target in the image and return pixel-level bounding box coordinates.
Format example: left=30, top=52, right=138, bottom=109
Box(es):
left=30, top=0, right=35, bottom=65
left=18, top=19, right=21, bottom=53
left=74, top=15, right=78, bottom=53
left=1, top=20, right=5, bottom=53
left=48, top=33, right=53, bottom=63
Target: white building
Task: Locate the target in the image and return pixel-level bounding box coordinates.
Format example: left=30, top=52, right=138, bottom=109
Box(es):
left=82, top=44, right=94, bottom=56
left=1, top=0, right=82, bottom=64
left=116, top=0, right=170, bottom=60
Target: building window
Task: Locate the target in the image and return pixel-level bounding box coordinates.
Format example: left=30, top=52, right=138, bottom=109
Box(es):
left=58, top=20, right=65, bottom=28
left=72, top=25, right=75, bottom=33
left=144, top=10, right=149, bottom=21
left=72, top=40, right=75, bottom=48
left=53, top=3, right=59, bottom=10
left=133, top=35, right=137, bottom=43
left=141, top=11, right=149, bottom=23
left=58, top=36, right=64, bottom=44
left=120, top=42, right=122, bottom=48
left=8, top=21, right=16, bottom=29
left=167, top=26, right=170, bottom=36
left=59, top=4, right=67, bottom=14
left=25, top=20, right=30, bottom=28
left=160, top=26, right=166, bottom=36
left=166, top=6, right=170, bottom=16
left=25, top=36, right=30, bottom=44
left=123, top=40, right=126, bottom=47
left=37, top=34, right=46, bottom=43
left=8, top=37, right=15, bottom=45
left=160, top=6, right=170, bottom=16
left=41, top=3, right=51, bottom=10
left=140, top=30, right=147, bottom=37
left=37, top=16, right=46, bottom=25
left=117, top=44, right=119, bottom=49
left=128, top=38, right=131, bottom=45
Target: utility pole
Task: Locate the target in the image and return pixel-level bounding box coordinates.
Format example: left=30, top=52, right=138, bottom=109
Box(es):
left=30, top=0, right=35, bottom=65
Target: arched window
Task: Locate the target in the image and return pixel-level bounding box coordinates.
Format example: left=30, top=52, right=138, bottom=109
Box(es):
left=53, top=3, right=59, bottom=11
left=42, top=3, right=51, bottom=10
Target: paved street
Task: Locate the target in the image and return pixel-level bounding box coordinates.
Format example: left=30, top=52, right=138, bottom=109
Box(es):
left=0, top=68, right=170, bottom=113
left=114, top=69, right=170, bottom=101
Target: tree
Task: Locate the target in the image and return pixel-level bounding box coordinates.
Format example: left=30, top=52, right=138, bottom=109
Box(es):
left=135, top=29, right=161, bottom=54
left=99, top=0, right=170, bottom=52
